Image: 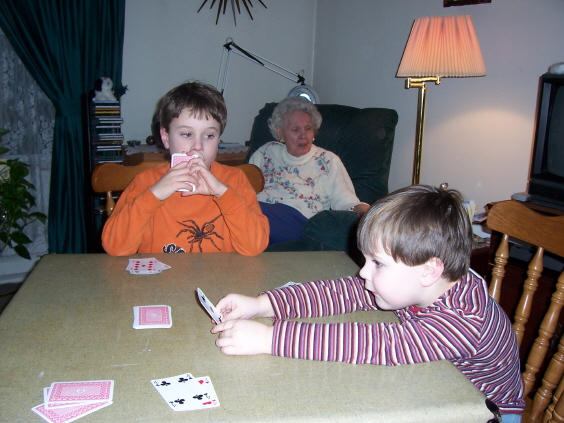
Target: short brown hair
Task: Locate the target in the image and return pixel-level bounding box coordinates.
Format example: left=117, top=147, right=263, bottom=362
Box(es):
left=357, top=185, right=472, bottom=282
left=153, top=81, right=227, bottom=147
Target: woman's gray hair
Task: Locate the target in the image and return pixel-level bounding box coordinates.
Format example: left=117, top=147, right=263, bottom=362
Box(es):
left=267, top=97, right=322, bottom=140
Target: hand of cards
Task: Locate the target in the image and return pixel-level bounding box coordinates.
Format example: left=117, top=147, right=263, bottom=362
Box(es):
left=126, top=258, right=170, bottom=275
left=151, top=372, right=220, bottom=411
left=171, top=153, right=199, bottom=192
left=32, top=380, right=114, bottom=423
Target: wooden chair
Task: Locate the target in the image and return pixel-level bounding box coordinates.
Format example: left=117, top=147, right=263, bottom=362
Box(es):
left=91, top=161, right=265, bottom=216
left=486, top=200, right=564, bottom=422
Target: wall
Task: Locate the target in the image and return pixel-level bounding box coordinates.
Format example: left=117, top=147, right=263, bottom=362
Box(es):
left=121, top=0, right=316, bottom=146
left=314, top=0, right=564, bottom=211
left=123, top=0, right=564, bottom=212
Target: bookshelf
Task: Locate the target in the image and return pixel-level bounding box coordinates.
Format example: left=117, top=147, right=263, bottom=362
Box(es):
left=87, top=100, right=124, bottom=167
left=83, top=96, right=125, bottom=252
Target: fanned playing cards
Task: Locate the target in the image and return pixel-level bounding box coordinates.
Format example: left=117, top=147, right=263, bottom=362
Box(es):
left=31, top=380, right=114, bottom=422
left=151, top=372, right=220, bottom=412
left=133, top=305, right=172, bottom=329
left=126, top=258, right=170, bottom=275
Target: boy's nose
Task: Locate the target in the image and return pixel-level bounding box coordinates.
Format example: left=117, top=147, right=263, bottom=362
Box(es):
left=192, top=138, right=204, bottom=149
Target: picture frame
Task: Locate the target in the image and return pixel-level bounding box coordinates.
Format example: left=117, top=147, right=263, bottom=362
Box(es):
left=444, top=0, right=491, bottom=6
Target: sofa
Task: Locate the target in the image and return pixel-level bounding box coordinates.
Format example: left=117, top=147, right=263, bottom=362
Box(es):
left=245, top=102, right=398, bottom=264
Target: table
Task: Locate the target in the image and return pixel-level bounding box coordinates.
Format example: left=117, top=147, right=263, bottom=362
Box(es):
left=0, top=252, right=491, bottom=423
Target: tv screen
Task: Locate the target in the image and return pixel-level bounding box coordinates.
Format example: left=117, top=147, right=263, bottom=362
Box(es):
left=547, top=85, right=564, bottom=177
left=528, top=73, right=564, bottom=210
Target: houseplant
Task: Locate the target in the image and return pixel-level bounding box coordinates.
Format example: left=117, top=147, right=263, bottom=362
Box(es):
left=0, top=128, right=47, bottom=259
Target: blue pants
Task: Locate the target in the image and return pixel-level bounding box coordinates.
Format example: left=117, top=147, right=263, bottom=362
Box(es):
left=501, top=414, right=521, bottom=423
left=259, top=202, right=308, bottom=245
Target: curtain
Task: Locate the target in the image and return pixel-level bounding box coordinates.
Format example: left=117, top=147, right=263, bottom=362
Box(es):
left=0, top=27, right=52, bottom=258
left=0, top=0, right=126, bottom=253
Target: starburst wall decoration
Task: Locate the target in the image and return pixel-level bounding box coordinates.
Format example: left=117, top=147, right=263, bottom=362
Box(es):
left=198, top=0, right=267, bottom=25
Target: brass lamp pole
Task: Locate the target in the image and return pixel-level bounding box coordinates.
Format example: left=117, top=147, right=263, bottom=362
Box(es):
left=406, top=76, right=440, bottom=185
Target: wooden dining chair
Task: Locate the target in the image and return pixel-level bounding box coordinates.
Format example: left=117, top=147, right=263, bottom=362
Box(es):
left=486, top=200, right=564, bottom=423
left=91, top=161, right=265, bottom=216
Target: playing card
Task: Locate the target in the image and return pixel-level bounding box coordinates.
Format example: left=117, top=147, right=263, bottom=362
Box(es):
left=151, top=373, right=219, bottom=412
left=171, top=153, right=199, bottom=167
left=133, top=305, right=172, bottom=329
left=45, top=380, right=114, bottom=406
left=196, top=288, right=222, bottom=324
left=171, top=153, right=199, bottom=192
left=32, top=401, right=112, bottom=423
left=126, top=258, right=170, bottom=275
left=41, top=388, right=82, bottom=409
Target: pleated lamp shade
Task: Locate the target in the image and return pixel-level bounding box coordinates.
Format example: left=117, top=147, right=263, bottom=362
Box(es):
left=396, top=15, right=486, bottom=78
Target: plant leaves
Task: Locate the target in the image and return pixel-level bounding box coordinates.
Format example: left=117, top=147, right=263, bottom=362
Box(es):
left=14, top=243, right=31, bottom=260
left=10, top=231, right=32, bottom=245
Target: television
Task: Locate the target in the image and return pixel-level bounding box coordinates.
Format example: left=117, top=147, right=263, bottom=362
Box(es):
left=528, top=73, right=564, bottom=210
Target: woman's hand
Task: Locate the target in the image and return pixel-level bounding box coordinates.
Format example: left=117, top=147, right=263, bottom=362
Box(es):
left=353, top=202, right=370, bottom=218
left=212, top=319, right=274, bottom=356
left=215, top=293, right=275, bottom=322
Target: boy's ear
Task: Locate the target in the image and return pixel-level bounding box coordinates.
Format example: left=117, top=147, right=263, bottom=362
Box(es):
left=421, top=257, right=445, bottom=287
left=160, top=127, right=169, bottom=148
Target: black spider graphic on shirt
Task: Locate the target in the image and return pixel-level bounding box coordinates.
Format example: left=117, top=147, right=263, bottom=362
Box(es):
left=176, top=215, right=224, bottom=252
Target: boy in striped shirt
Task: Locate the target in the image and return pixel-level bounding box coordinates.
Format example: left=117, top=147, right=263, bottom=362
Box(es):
left=212, top=185, right=524, bottom=421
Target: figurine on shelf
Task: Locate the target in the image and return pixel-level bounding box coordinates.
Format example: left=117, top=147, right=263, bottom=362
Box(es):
left=92, top=77, right=117, bottom=101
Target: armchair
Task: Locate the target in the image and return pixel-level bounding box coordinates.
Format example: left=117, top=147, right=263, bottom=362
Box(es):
left=245, top=102, right=398, bottom=263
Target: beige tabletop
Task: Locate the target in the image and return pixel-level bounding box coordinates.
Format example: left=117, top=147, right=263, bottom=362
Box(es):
left=0, top=252, right=491, bottom=423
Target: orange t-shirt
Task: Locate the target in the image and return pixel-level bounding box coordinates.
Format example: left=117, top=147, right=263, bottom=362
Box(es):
left=102, top=162, right=269, bottom=256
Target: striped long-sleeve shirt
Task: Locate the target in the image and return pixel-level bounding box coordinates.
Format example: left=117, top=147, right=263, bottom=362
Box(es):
left=263, top=270, right=525, bottom=414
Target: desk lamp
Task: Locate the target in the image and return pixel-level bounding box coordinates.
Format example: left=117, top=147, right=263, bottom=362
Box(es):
left=396, top=15, right=486, bottom=185
left=217, top=38, right=319, bottom=103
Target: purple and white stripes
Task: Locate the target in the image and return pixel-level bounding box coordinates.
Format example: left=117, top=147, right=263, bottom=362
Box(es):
left=264, top=271, right=525, bottom=414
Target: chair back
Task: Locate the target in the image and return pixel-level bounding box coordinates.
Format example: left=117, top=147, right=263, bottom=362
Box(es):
left=237, top=163, right=264, bottom=193
left=486, top=200, right=564, bottom=422
left=91, top=161, right=264, bottom=216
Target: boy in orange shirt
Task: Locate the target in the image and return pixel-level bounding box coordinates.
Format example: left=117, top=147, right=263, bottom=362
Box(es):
left=102, top=82, right=269, bottom=256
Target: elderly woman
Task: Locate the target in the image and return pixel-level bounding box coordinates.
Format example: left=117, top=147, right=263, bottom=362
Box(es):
left=249, top=96, right=369, bottom=245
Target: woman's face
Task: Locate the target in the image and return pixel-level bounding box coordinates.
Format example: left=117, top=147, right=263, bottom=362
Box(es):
left=277, top=110, right=315, bottom=157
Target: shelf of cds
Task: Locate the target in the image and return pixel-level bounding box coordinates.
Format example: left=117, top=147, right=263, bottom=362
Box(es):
left=87, top=100, right=124, bottom=167
left=83, top=96, right=125, bottom=253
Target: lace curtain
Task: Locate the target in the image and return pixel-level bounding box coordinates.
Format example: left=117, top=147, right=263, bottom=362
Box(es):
left=0, top=27, right=53, bottom=257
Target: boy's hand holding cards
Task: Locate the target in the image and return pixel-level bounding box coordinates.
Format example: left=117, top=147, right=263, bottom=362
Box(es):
left=197, top=288, right=222, bottom=324
left=151, top=372, right=219, bottom=412
left=171, top=153, right=199, bottom=192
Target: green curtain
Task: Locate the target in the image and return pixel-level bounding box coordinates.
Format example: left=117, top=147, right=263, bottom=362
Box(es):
left=0, top=0, right=126, bottom=253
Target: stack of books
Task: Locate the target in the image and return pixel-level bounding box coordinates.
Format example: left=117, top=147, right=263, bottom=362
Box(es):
left=90, top=100, right=124, bottom=164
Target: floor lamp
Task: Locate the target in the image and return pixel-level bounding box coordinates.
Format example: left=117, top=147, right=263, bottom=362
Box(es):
left=396, top=15, right=486, bottom=185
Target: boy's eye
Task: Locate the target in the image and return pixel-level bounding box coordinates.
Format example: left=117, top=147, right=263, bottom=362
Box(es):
left=204, top=133, right=216, bottom=139
left=182, top=132, right=192, bottom=138
left=372, top=259, right=383, bottom=268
